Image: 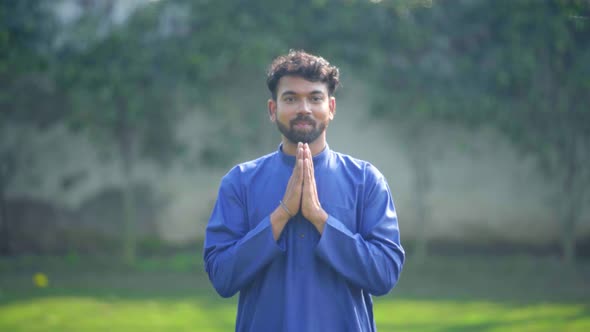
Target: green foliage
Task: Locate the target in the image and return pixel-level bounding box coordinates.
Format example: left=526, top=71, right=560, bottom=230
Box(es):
left=0, top=1, right=61, bottom=208
left=365, top=0, right=590, bottom=263
left=1, top=0, right=452, bottom=168
left=3, top=0, right=589, bottom=261
left=7, top=0, right=587, bottom=168
left=57, top=16, right=182, bottom=166
left=369, top=0, right=590, bottom=166
left=0, top=0, right=60, bottom=126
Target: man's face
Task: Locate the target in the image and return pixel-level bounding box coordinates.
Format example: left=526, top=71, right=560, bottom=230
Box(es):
left=268, top=76, right=336, bottom=144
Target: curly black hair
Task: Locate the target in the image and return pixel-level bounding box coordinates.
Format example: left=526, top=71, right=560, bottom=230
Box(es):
left=266, top=50, right=340, bottom=100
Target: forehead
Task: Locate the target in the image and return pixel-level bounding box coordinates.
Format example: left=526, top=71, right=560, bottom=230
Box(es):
left=276, top=76, right=329, bottom=95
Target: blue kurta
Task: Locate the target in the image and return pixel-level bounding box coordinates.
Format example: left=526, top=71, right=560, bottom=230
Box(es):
left=204, top=144, right=405, bottom=332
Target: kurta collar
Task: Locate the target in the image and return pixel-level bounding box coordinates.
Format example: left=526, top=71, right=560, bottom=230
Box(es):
left=278, top=142, right=330, bottom=168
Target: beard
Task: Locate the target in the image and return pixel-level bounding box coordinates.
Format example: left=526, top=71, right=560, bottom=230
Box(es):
left=276, top=115, right=326, bottom=144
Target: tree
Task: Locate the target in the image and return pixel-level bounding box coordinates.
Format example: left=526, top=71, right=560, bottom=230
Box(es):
left=467, top=0, right=590, bottom=264
left=0, top=0, right=60, bottom=254
left=370, top=0, right=590, bottom=263
left=55, top=1, right=194, bottom=263
left=53, top=0, right=293, bottom=261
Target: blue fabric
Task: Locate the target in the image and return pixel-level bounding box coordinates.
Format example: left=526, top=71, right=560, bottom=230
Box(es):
left=204, top=144, right=405, bottom=332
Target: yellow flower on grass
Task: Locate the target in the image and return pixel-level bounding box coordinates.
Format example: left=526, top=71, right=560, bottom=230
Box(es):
left=33, top=273, right=49, bottom=288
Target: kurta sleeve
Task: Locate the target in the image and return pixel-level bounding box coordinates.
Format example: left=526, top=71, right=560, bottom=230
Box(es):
left=203, top=169, right=284, bottom=298
left=315, top=164, right=405, bottom=296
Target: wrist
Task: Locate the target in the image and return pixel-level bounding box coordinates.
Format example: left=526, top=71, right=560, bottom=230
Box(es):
left=310, top=208, right=328, bottom=228
left=279, top=200, right=294, bottom=219
left=272, top=205, right=291, bottom=224
left=270, top=206, right=291, bottom=241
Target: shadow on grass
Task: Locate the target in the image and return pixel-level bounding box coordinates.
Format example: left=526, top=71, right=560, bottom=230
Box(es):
left=387, top=253, right=590, bottom=303
left=2, top=253, right=590, bottom=303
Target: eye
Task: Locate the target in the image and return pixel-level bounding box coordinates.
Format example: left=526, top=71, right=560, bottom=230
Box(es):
left=283, top=96, right=295, bottom=103
left=310, top=95, right=324, bottom=103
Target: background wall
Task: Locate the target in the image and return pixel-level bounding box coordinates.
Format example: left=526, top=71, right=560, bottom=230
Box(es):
left=4, top=77, right=588, bottom=250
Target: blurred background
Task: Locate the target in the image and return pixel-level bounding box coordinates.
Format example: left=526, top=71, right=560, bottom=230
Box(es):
left=1, top=0, right=589, bottom=331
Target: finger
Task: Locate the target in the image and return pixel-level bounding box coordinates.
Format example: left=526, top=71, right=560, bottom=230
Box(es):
left=306, top=157, right=319, bottom=199
left=309, top=152, right=316, bottom=182
left=305, top=158, right=313, bottom=192
left=305, top=144, right=314, bottom=168
left=300, top=157, right=306, bottom=185
left=286, top=158, right=303, bottom=211
left=304, top=147, right=314, bottom=181
left=300, top=160, right=308, bottom=211
left=298, top=158, right=304, bottom=188
left=294, top=145, right=303, bottom=174
left=287, top=146, right=304, bottom=199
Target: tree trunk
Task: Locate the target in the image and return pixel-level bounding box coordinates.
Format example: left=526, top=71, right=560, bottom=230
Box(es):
left=561, top=219, right=575, bottom=266
left=406, top=124, right=433, bottom=264
left=116, top=110, right=138, bottom=265
left=411, top=150, right=431, bottom=264
left=0, top=171, right=8, bottom=255
left=120, top=141, right=138, bottom=265
left=560, top=182, right=578, bottom=266
left=559, top=126, right=580, bottom=266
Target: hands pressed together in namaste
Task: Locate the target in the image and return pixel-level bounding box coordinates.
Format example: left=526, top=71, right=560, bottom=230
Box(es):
left=272, top=142, right=328, bottom=240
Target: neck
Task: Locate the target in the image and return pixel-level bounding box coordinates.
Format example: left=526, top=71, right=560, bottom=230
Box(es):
left=281, top=134, right=327, bottom=156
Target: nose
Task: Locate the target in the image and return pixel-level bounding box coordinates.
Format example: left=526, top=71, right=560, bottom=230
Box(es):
left=297, top=100, right=312, bottom=114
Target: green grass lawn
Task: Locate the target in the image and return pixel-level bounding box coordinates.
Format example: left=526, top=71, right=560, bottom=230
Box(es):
left=1, top=295, right=589, bottom=332
left=1, top=254, right=589, bottom=331
left=2, top=295, right=588, bottom=331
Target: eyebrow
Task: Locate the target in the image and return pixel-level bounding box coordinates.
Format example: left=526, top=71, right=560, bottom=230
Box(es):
left=280, top=90, right=326, bottom=97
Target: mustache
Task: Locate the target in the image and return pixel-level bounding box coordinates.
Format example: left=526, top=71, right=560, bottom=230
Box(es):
left=290, top=115, right=316, bottom=126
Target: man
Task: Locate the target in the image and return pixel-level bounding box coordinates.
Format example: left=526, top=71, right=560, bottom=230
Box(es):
left=204, top=50, right=405, bottom=331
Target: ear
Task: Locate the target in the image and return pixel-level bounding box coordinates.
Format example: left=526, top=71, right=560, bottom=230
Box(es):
left=328, top=96, right=336, bottom=120
left=268, top=99, right=277, bottom=122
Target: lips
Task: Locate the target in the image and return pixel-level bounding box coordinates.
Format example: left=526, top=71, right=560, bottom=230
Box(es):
left=293, top=122, right=313, bottom=130
left=291, top=118, right=315, bottom=128
left=293, top=121, right=313, bottom=125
